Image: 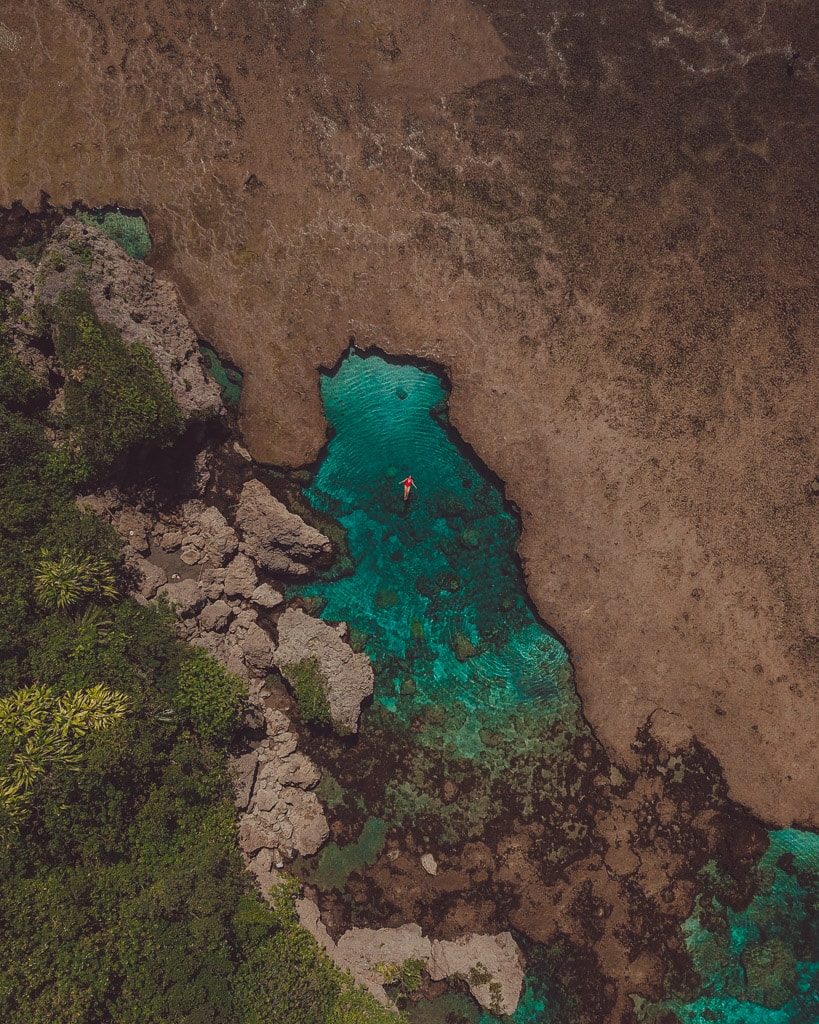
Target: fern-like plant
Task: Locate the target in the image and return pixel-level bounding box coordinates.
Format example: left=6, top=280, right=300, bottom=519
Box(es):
left=0, top=682, right=129, bottom=821
left=33, top=549, right=117, bottom=610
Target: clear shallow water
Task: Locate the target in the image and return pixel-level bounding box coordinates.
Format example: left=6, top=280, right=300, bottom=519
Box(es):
left=199, top=344, right=243, bottom=406
left=641, top=829, right=819, bottom=1024
left=75, top=208, right=152, bottom=260
left=292, top=349, right=573, bottom=755
left=290, top=350, right=819, bottom=1023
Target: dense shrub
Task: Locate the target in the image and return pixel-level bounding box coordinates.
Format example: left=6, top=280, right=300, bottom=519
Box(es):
left=0, top=308, right=401, bottom=1023
left=284, top=656, right=332, bottom=726
left=51, top=287, right=181, bottom=476
left=173, top=648, right=245, bottom=746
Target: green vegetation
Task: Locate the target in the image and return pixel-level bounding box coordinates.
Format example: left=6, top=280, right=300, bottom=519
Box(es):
left=0, top=301, right=400, bottom=1022
left=0, top=682, right=129, bottom=822
left=51, top=287, right=182, bottom=477
left=75, top=209, right=152, bottom=260
left=284, top=656, right=332, bottom=726
left=376, top=958, right=425, bottom=998
left=33, top=548, right=117, bottom=610
left=173, top=648, right=245, bottom=747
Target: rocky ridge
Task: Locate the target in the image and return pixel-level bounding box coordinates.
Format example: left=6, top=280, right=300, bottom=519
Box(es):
left=296, top=906, right=524, bottom=1016
left=83, top=470, right=372, bottom=882
left=0, top=217, right=223, bottom=426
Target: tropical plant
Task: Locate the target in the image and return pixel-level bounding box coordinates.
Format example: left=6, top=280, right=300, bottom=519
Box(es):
left=33, top=549, right=117, bottom=610
left=0, top=682, right=129, bottom=821
left=173, top=649, right=245, bottom=746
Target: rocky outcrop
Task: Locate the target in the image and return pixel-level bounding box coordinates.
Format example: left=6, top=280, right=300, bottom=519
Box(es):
left=235, top=479, right=332, bottom=575
left=295, top=912, right=525, bottom=1016
left=234, top=706, right=329, bottom=875
left=85, top=479, right=339, bottom=879
left=34, top=218, right=223, bottom=424
left=273, top=606, right=374, bottom=734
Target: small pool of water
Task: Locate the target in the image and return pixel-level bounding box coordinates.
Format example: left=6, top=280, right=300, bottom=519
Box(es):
left=292, top=349, right=573, bottom=757
left=199, top=344, right=243, bottom=406
left=75, top=208, right=152, bottom=260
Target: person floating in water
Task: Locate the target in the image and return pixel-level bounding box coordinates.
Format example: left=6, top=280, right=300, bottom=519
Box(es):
left=400, top=475, right=416, bottom=501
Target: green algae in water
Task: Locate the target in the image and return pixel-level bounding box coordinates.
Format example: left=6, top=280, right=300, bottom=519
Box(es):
left=291, top=350, right=573, bottom=753
left=199, top=343, right=243, bottom=406
left=75, top=209, right=152, bottom=260
left=309, top=817, right=388, bottom=891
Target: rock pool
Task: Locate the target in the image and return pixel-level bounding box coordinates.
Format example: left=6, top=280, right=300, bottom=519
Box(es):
left=288, top=349, right=818, bottom=1023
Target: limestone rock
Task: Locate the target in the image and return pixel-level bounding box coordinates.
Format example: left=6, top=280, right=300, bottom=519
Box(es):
left=198, top=506, right=239, bottom=566
left=251, top=583, right=284, bottom=609
left=325, top=924, right=525, bottom=1016
left=430, top=932, right=525, bottom=1016
left=242, top=622, right=275, bottom=673
left=273, top=606, right=373, bottom=734
left=198, top=563, right=227, bottom=599
left=115, top=508, right=151, bottom=554
left=223, top=553, right=259, bottom=598
left=36, top=219, right=223, bottom=425
left=336, top=924, right=431, bottom=1003
left=160, top=530, right=184, bottom=552
left=231, top=752, right=258, bottom=810
left=158, top=577, right=205, bottom=617
left=198, top=600, right=232, bottom=632
left=296, top=897, right=336, bottom=954
left=235, top=479, right=332, bottom=575
left=127, top=554, right=167, bottom=600
left=421, top=853, right=438, bottom=876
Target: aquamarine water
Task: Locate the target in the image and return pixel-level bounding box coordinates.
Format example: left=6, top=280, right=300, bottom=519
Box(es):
left=75, top=208, right=152, bottom=260
left=640, top=829, right=819, bottom=1024
left=293, top=349, right=573, bottom=756
left=291, top=350, right=819, bottom=1023
left=199, top=343, right=243, bottom=406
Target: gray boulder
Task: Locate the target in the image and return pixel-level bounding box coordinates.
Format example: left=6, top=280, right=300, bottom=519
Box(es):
left=235, top=479, right=332, bottom=575
left=223, top=553, right=259, bottom=598
left=273, top=607, right=373, bottom=734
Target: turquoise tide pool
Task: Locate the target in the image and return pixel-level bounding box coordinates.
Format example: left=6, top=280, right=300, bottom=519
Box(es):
left=289, top=349, right=818, bottom=1024
left=292, top=348, right=574, bottom=757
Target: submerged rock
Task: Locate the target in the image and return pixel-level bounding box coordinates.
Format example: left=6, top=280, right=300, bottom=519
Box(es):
left=235, top=479, right=332, bottom=575
left=273, top=606, right=374, bottom=734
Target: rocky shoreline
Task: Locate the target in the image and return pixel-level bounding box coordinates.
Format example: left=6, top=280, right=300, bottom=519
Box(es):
left=92, top=445, right=527, bottom=1015
left=18, top=219, right=527, bottom=1016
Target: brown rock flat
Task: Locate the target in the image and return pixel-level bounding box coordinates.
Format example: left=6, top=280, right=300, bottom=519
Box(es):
left=1, top=0, right=817, bottom=825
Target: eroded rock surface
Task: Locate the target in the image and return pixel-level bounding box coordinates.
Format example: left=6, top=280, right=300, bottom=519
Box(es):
left=273, top=606, right=374, bottom=734
left=235, top=479, right=332, bottom=575
left=296, top=915, right=524, bottom=1015
left=35, top=219, right=223, bottom=425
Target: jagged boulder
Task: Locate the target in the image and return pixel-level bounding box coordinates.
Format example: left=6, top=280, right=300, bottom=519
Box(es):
left=430, top=932, right=524, bottom=1016
left=234, top=479, right=332, bottom=575
left=311, top=921, right=525, bottom=1015
left=223, top=553, right=259, bottom=598
left=273, top=606, right=373, bottom=734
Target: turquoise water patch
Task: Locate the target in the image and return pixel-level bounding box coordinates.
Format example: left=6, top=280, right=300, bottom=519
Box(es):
left=75, top=209, right=152, bottom=260
left=199, top=344, right=243, bottom=406
left=639, top=828, right=819, bottom=1024
left=291, top=350, right=572, bottom=754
